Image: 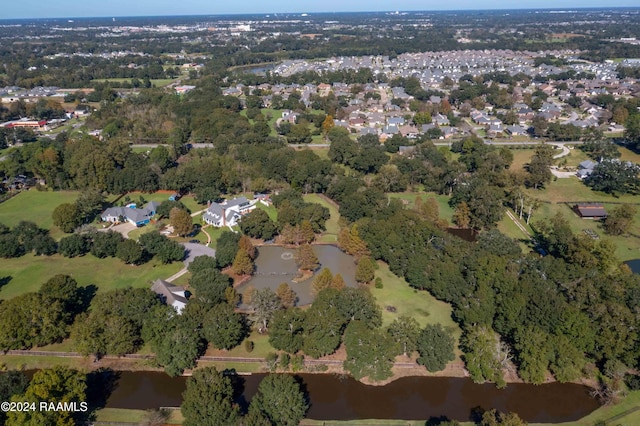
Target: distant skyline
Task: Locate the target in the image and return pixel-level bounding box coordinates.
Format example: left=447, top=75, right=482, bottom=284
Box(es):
left=3, top=1, right=639, bottom=20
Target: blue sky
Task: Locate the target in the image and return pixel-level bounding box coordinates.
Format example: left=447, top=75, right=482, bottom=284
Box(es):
left=4, top=0, right=639, bottom=19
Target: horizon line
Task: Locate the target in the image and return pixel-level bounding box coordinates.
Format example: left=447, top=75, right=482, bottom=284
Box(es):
left=1, top=6, right=639, bottom=21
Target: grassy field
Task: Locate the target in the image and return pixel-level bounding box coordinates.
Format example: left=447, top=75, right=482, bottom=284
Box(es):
left=90, top=78, right=176, bottom=87
left=0, top=190, right=80, bottom=239
left=205, top=331, right=273, bottom=359
left=372, top=262, right=460, bottom=330
left=386, top=192, right=455, bottom=223
left=508, top=148, right=535, bottom=171
left=546, top=390, right=640, bottom=426
left=0, top=253, right=181, bottom=299
left=303, top=194, right=340, bottom=242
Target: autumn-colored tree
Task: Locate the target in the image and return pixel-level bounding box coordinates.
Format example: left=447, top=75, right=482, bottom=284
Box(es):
left=276, top=283, right=297, bottom=308
left=225, top=287, right=240, bottom=306
left=296, top=244, right=319, bottom=271
left=232, top=249, right=254, bottom=275
left=279, top=224, right=296, bottom=245
left=415, top=197, right=447, bottom=228
left=321, top=114, right=335, bottom=136
left=239, top=235, right=257, bottom=259
left=243, top=285, right=256, bottom=305
left=170, top=207, right=192, bottom=237
left=312, top=268, right=333, bottom=295
left=453, top=201, right=471, bottom=228
left=300, top=220, right=315, bottom=243
left=338, top=225, right=370, bottom=258
left=331, top=273, right=346, bottom=291
left=355, top=257, right=375, bottom=284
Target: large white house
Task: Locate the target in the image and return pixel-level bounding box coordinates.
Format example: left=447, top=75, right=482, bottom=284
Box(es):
left=202, top=196, right=257, bottom=227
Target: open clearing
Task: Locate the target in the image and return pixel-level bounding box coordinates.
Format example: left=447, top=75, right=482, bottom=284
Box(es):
left=0, top=253, right=180, bottom=299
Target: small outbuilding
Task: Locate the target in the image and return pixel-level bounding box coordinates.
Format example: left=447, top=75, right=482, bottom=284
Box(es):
left=574, top=203, right=607, bottom=219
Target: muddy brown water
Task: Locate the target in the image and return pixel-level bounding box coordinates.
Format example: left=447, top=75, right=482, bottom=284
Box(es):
left=236, top=245, right=359, bottom=306
left=104, top=372, right=599, bottom=423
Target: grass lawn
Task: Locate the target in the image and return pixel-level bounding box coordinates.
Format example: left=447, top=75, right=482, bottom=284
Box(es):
left=533, top=201, right=640, bottom=261
left=386, top=192, right=454, bottom=223
left=525, top=178, right=640, bottom=204
left=303, top=194, right=340, bottom=242
left=0, top=253, right=181, bottom=299
left=618, top=146, right=640, bottom=164
left=0, top=190, right=80, bottom=239
left=547, top=390, right=640, bottom=426
left=205, top=331, right=272, bottom=359
left=94, top=408, right=147, bottom=423
left=256, top=202, right=278, bottom=221
left=202, top=225, right=228, bottom=249
left=508, top=148, right=535, bottom=171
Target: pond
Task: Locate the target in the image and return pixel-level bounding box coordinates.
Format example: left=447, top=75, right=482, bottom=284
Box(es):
left=104, top=372, right=600, bottom=423
left=624, top=259, right=640, bottom=274
left=236, top=245, right=358, bottom=306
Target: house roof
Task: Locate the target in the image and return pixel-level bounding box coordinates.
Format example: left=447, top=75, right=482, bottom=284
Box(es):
left=151, top=280, right=188, bottom=310
left=575, top=204, right=607, bottom=218
left=579, top=160, right=597, bottom=170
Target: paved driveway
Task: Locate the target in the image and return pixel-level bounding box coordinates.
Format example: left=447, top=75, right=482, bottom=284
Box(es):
left=103, top=222, right=136, bottom=238
left=182, top=242, right=216, bottom=266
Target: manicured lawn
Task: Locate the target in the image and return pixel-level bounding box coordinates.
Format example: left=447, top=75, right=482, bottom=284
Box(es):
left=547, top=390, right=640, bottom=426
left=386, top=192, right=454, bottom=223
left=0, top=253, right=181, bottom=299
left=0, top=190, right=80, bottom=239
left=303, top=194, right=340, bottom=242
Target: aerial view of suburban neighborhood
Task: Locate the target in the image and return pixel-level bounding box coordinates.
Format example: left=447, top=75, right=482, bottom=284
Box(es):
left=1, top=3, right=640, bottom=425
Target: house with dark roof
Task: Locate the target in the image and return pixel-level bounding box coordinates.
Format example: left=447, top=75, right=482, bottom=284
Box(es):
left=151, top=280, right=188, bottom=313
left=100, top=201, right=160, bottom=227
left=203, top=196, right=257, bottom=228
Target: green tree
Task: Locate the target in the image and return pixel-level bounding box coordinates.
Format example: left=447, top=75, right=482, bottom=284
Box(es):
left=251, top=288, right=282, bottom=333
left=355, top=256, right=375, bottom=284
left=58, top=234, right=90, bottom=258
left=189, top=268, right=232, bottom=307
left=416, top=324, right=455, bottom=372
left=603, top=204, right=637, bottom=235
left=585, top=160, right=640, bottom=195
left=460, top=325, right=507, bottom=388
left=116, top=239, right=144, bottom=264
left=182, top=367, right=239, bottom=426
left=6, top=367, right=87, bottom=426
left=154, top=313, right=205, bottom=377
left=203, top=303, right=246, bottom=350
left=91, top=230, right=123, bottom=258
left=239, top=209, right=277, bottom=240
left=52, top=202, right=81, bottom=233
left=526, top=144, right=554, bottom=189
left=269, top=308, right=306, bottom=353
left=249, top=374, right=308, bottom=426
left=344, top=321, right=397, bottom=382
left=0, top=371, right=28, bottom=425
left=215, top=231, right=241, bottom=268
left=170, top=207, right=193, bottom=237
left=387, top=316, right=420, bottom=357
